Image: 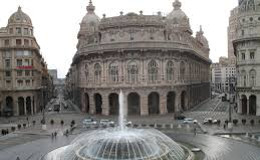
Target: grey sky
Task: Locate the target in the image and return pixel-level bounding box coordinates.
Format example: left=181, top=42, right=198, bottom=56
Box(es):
left=0, top=0, right=237, bottom=78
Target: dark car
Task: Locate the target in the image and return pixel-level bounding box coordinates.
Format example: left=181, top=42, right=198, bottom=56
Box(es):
left=175, top=115, right=186, bottom=120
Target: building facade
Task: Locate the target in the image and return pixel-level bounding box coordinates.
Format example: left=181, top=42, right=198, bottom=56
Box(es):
left=233, top=0, right=260, bottom=116
left=66, top=0, right=211, bottom=116
left=211, top=57, right=236, bottom=93
left=0, top=7, right=53, bottom=116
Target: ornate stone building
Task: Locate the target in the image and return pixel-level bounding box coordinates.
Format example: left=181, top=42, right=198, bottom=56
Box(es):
left=0, top=7, right=53, bottom=116
left=67, top=0, right=211, bottom=115
left=233, top=0, right=260, bottom=116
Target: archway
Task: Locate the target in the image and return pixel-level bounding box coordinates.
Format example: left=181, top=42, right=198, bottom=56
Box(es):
left=5, top=97, right=14, bottom=116
left=26, top=97, right=32, bottom=115
left=18, top=97, right=25, bottom=115
left=241, top=95, right=247, bottom=114
left=128, top=92, right=140, bottom=115
left=94, top=93, right=102, bottom=114
left=148, top=92, right=160, bottom=114
left=167, top=92, right=176, bottom=113
left=85, top=93, right=90, bottom=113
left=181, top=91, right=187, bottom=111
left=109, top=93, right=119, bottom=115
left=249, top=95, right=257, bottom=115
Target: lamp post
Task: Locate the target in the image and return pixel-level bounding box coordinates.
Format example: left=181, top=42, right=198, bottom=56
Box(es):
left=41, top=85, right=47, bottom=130
left=228, top=76, right=236, bottom=128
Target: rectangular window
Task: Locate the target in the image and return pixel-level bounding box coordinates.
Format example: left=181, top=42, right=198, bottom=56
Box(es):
left=241, top=53, right=245, bottom=60
left=4, top=51, right=11, bottom=58
left=17, top=80, right=23, bottom=87
left=5, top=59, right=11, bottom=68
left=31, top=70, right=34, bottom=76
left=16, top=39, right=22, bottom=46
left=9, top=28, right=13, bottom=34
left=24, top=28, right=29, bottom=35
left=25, top=70, right=30, bottom=76
left=4, top=39, right=10, bottom=46
left=25, top=80, right=30, bottom=86
left=16, top=50, right=23, bottom=56
left=250, top=52, right=255, bottom=60
left=5, top=71, right=11, bottom=77
left=24, top=39, right=29, bottom=46
left=17, top=70, right=22, bottom=76
left=24, top=50, right=32, bottom=56
left=30, top=29, right=33, bottom=36
left=17, top=59, right=22, bottom=66
left=24, top=59, right=30, bottom=66
left=6, top=80, right=11, bottom=86
left=16, top=27, right=21, bottom=34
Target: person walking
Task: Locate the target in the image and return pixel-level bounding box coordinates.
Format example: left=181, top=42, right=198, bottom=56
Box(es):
left=16, top=156, right=20, bottom=160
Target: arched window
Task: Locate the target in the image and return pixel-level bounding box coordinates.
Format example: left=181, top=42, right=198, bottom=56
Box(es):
left=94, top=63, right=102, bottom=84
left=249, top=69, right=256, bottom=87
left=166, top=61, right=174, bottom=81
left=180, top=61, right=185, bottom=80
left=127, top=61, right=138, bottom=83
left=148, top=60, right=158, bottom=83
left=109, top=62, right=119, bottom=83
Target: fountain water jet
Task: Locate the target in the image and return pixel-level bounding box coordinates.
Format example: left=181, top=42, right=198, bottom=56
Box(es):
left=119, top=90, right=125, bottom=130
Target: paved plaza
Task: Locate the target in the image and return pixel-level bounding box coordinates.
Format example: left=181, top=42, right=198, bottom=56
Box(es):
left=0, top=96, right=260, bottom=160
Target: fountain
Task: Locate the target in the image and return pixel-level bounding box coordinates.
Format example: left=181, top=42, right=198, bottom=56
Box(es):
left=42, top=90, right=188, bottom=160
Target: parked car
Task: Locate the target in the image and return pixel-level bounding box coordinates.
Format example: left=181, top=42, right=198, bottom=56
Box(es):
left=203, top=118, right=213, bottom=124
left=175, top=115, right=186, bottom=120
left=212, top=119, right=218, bottom=124
left=82, top=118, right=97, bottom=126
left=183, top=118, right=197, bottom=124
left=48, top=107, right=52, bottom=112
left=100, top=119, right=115, bottom=126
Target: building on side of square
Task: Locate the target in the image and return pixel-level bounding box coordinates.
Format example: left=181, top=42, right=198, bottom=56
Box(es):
left=66, top=0, right=211, bottom=115
left=0, top=7, right=53, bottom=116
left=233, top=0, right=260, bottom=116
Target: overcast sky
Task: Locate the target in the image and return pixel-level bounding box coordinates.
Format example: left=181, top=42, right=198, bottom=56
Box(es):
left=0, top=0, right=238, bottom=78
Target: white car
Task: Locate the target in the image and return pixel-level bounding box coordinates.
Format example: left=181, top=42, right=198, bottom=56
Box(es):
left=100, top=119, right=114, bottom=126
left=183, top=118, right=197, bottom=124
left=48, top=107, right=52, bottom=112
left=82, top=119, right=97, bottom=126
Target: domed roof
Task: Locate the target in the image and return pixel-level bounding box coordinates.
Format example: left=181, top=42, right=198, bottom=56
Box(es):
left=8, top=6, right=32, bottom=26
left=166, top=0, right=192, bottom=34
left=81, top=0, right=100, bottom=26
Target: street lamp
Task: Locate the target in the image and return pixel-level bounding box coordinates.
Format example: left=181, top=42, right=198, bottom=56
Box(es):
left=228, top=76, right=236, bottom=124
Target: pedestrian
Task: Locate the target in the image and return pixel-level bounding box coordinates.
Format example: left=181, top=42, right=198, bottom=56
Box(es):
left=16, top=156, right=20, bottom=160
left=223, top=124, right=226, bottom=130
left=194, top=127, right=197, bottom=136
left=54, top=131, right=57, bottom=138
left=51, top=132, right=54, bottom=139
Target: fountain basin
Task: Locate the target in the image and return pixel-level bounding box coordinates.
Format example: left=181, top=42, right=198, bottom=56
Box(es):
left=42, top=127, right=187, bottom=160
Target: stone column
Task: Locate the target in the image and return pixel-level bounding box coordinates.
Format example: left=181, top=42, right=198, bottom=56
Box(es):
left=257, top=95, right=260, bottom=116
left=175, top=93, right=181, bottom=113
left=140, top=94, right=148, bottom=115
left=15, top=100, right=19, bottom=116
left=31, top=97, right=34, bottom=115
left=24, top=98, right=27, bottom=115
left=102, top=93, right=109, bottom=116
left=81, top=92, right=86, bottom=113
left=237, top=98, right=242, bottom=114
left=89, top=93, right=95, bottom=114
left=160, top=93, right=167, bottom=114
